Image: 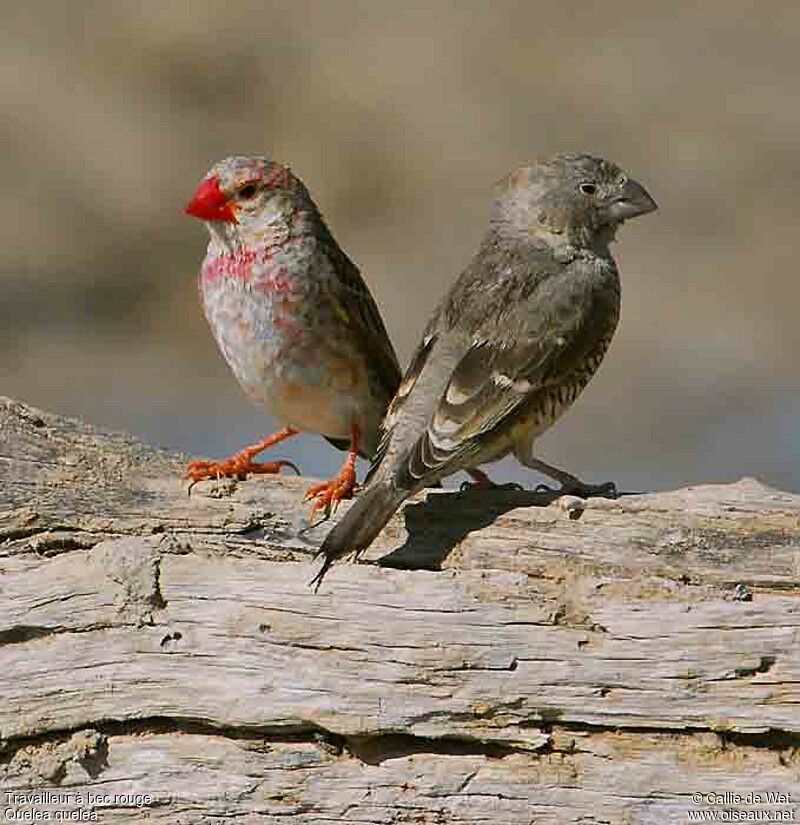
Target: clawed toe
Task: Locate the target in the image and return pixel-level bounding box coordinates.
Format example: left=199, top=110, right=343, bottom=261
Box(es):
left=533, top=479, right=616, bottom=499
left=304, top=471, right=356, bottom=516
left=461, top=479, right=525, bottom=492
left=184, top=428, right=301, bottom=487
left=462, top=468, right=524, bottom=492
left=560, top=480, right=617, bottom=499
left=594, top=481, right=618, bottom=498
left=186, top=457, right=300, bottom=484
left=246, top=459, right=301, bottom=476
left=576, top=480, right=617, bottom=499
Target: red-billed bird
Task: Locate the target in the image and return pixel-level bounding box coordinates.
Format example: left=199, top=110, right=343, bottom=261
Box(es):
left=184, top=156, right=401, bottom=512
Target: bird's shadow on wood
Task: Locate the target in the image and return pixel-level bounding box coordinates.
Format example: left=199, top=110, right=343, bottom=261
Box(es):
left=376, top=487, right=560, bottom=572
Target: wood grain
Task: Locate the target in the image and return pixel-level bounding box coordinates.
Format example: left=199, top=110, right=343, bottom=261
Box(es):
left=1, top=396, right=799, bottom=823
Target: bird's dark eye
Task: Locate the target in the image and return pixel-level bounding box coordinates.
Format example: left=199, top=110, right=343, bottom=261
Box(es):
left=237, top=183, right=259, bottom=199
left=579, top=182, right=597, bottom=195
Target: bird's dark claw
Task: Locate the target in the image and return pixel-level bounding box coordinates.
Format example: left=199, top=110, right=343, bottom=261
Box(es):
left=575, top=480, right=617, bottom=499
left=563, top=480, right=617, bottom=499
left=534, top=480, right=617, bottom=499
left=460, top=478, right=525, bottom=492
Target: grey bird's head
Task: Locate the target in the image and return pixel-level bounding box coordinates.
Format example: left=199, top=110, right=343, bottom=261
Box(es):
left=185, top=155, right=313, bottom=251
left=493, top=153, right=657, bottom=249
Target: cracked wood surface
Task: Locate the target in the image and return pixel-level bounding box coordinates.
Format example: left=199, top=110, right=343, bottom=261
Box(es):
left=1, top=396, right=799, bottom=823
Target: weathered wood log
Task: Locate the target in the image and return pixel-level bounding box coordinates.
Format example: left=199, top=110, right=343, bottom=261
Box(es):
left=1, top=395, right=799, bottom=823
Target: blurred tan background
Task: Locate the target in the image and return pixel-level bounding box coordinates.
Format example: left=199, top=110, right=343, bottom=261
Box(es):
left=3, top=1, right=798, bottom=492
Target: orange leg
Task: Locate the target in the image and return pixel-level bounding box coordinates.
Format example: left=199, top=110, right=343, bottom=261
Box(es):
left=303, top=422, right=360, bottom=515
left=186, top=427, right=300, bottom=483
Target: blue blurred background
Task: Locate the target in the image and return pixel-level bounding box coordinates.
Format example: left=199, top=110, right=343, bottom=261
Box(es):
left=3, top=1, right=798, bottom=492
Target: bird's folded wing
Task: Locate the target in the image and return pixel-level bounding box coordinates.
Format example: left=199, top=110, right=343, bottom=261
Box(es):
left=322, top=244, right=402, bottom=401
left=398, top=292, right=604, bottom=486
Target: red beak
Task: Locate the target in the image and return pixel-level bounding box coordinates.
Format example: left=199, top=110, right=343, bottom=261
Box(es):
left=185, top=176, right=236, bottom=223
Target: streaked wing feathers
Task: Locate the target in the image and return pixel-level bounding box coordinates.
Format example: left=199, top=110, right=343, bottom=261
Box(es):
left=323, top=242, right=401, bottom=405
left=365, top=326, right=439, bottom=485
left=401, top=290, right=604, bottom=485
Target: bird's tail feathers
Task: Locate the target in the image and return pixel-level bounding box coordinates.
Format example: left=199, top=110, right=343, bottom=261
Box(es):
left=310, top=481, right=406, bottom=591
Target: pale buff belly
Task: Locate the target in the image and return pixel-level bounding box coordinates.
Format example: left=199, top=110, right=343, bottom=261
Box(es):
left=202, top=279, right=370, bottom=439
left=244, top=355, right=371, bottom=439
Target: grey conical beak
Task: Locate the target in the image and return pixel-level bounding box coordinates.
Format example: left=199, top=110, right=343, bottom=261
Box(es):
left=603, top=178, right=658, bottom=223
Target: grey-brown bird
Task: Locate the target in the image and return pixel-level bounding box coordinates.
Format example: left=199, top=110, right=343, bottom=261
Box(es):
left=312, top=153, right=657, bottom=587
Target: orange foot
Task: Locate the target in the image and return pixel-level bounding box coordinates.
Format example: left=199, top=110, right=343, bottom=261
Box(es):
left=303, top=423, right=360, bottom=515
left=303, top=464, right=357, bottom=514
left=186, top=428, right=300, bottom=484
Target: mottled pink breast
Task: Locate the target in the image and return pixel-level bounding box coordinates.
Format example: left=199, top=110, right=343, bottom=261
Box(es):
left=201, top=250, right=296, bottom=295
left=201, top=249, right=256, bottom=285
left=197, top=244, right=376, bottom=439
left=199, top=249, right=305, bottom=404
